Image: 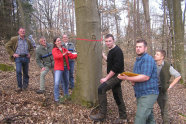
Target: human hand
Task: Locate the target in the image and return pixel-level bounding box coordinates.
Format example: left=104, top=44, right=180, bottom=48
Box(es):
left=27, top=53, right=31, bottom=58
left=63, top=51, right=68, bottom=56
left=13, top=53, right=19, bottom=58
left=100, top=77, right=108, bottom=84
left=117, top=74, right=128, bottom=80
left=102, top=52, right=106, bottom=57
left=41, top=67, right=45, bottom=72
left=167, top=86, right=172, bottom=91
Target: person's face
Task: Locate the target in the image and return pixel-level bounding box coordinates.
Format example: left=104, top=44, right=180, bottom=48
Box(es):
left=40, top=38, right=46, bottom=46
left=62, top=35, right=68, bottom=43
left=136, top=42, right=147, bottom=56
left=18, top=28, right=25, bottom=37
left=55, top=38, right=62, bottom=47
left=154, top=51, right=164, bottom=61
left=105, top=37, right=115, bottom=49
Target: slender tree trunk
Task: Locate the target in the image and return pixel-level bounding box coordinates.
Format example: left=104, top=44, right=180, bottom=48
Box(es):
left=71, top=0, right=75, bottom=35
left=17, top=0, right=25, bottom=28
left=72, top=0, right=102, bottom=106
left=133, top=0, right=137, bottom=54
left=137, top=0, right=141, bottom=38
left=162, top=0, right=166, bottom=50
left=113, top=1, right=120, bottom=39
left=142, top=0, right=152, bottom=54
left=167, top=0, right=174, bottom=59
left=57, top=0, right=61, bottom=35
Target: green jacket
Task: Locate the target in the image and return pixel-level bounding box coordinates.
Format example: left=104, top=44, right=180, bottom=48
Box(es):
left=36, top=43, right=54, bottom=68
left=5, top=36, right=34, bottom=62
left=159, top=61, right=171, bottom=92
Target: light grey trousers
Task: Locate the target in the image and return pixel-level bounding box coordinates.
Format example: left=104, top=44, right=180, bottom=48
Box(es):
left=40, top=66, right=54, bottom=90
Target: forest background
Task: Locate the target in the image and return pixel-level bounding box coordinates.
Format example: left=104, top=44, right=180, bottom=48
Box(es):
left=0, top=0, right=186, bottom=123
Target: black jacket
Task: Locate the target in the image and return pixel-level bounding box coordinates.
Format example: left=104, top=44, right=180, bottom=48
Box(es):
left=107, top=45, right=124, bottom=74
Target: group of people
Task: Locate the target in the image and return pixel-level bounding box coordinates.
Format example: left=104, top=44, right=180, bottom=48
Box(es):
left=5, top=28, right=181, bottom=123
left=90, top=34, right=181, bottom=124
left=5, top=28, right=77, bottom=104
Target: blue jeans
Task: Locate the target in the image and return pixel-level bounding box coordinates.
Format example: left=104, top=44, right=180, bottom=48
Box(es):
left=54, top=67, right=69, bottom=101
left=15, top=57, right=30, bottom=89
left=69, top=60, right=75, bottom=88
left=135, top=94, right=158, bottom=124
left=61, top=66, right=69, bottom=95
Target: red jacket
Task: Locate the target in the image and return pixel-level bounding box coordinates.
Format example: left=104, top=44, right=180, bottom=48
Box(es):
left=52, top=46, right=77, bottom=71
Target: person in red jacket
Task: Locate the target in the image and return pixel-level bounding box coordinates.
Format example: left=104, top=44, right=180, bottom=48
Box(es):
left=52, top=37, right=77, bottom=104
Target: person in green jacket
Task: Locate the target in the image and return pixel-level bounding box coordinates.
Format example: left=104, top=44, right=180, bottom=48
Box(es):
left=154, top=50, right=181, bottom=124
left=5, top=28, right=34, bottom=92
left=35, top=37, right=54, bottom=94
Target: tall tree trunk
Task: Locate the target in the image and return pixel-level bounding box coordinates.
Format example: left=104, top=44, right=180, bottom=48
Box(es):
left=162, top=0, right=166, bottom=50
left=136, top=0, right=141, bottom=38
left=71, top=0, right=75, bottom=35
left=133, top=0, right=137, bottom=54
left=167, top=0, right=174, bottom=59
left=57, top=0, right=61, bottom=35
left=113, top=1, right=120, bottom=39
left=72, top=0, right=102, bottom=106
left=183, top=0, right=186, bottom=26
left=142, top=0, right=152, bottom=54
left=17, top=0, right=25, bottom=28
left=172, top=0, right=185, bottom=83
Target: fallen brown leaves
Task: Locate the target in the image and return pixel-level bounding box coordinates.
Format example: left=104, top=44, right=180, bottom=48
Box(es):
left=0, top=45, right=186, bottom=124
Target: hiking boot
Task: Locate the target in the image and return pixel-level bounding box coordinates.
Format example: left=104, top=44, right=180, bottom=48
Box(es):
left=89, top=113, right=105, bottom=122
left=36, top=90, right=45, bottom=94
left=15, top=88, right=22, bottom=93
left=113, top=118, right=128, bottom=124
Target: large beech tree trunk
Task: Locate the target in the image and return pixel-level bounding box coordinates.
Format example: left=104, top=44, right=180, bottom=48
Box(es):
left=72, top=0, right=102, bottom=106
left=172, top=0, right=185, bottom=83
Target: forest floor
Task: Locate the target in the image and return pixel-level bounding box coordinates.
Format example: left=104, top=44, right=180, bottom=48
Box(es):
left=0, top=44, right=186, bottom=124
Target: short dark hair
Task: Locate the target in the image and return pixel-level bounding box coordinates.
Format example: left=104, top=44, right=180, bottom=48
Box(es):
left=136, top=39, right=147, bottom=46
left=105, top=34, right=114, bottom=41
left=156, top=50, right=166, bottom=58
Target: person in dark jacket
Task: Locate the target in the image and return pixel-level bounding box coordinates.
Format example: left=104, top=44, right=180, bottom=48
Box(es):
left=5, top=28, right=34, bottom=92
left=35, top=37, right=54, bottom=94
left=90, top=34, right=127, bottom=123
left=154, top=50, right=181, bottom=124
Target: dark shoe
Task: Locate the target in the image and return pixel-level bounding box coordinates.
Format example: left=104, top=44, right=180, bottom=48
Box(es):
left=89, top=113, right=105, bottom=122
left=69, top=86, right=73, bottom=90
left=113, top=118, right=128, bottom=124
left=36, top=90, right=45, bottom=94
left=54, top=101, right=61, bottom=106
left=15, top=88, right=22, bottom=93
left=59, top=95, right=70, bottom=104
left=23, top=85, right=28, bottom=90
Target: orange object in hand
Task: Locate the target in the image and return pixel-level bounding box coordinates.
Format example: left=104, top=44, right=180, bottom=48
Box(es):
left=120, top=72, right=139, bottom=77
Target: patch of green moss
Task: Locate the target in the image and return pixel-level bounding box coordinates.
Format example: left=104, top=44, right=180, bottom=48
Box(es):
left=81, top=99, right=94, bottom=108
left=0, top=63, right=15, bottom=71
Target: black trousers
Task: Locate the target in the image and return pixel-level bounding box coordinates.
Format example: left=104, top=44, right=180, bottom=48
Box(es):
left=98, top=75, right=127, bottom=119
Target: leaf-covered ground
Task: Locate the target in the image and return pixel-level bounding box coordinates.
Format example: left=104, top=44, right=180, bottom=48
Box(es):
left=0, top=45, right=186, bottom=124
